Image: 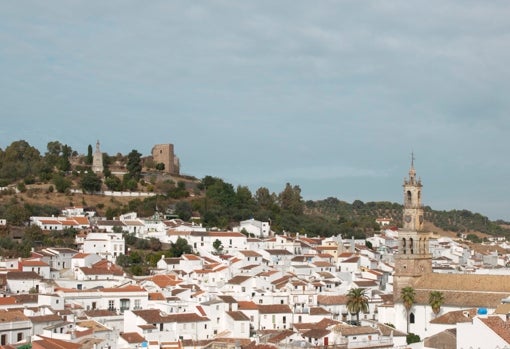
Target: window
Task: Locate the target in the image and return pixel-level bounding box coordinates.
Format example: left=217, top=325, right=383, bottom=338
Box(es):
left=109, top=300, right=114, bottom=311
left=120, top=298, right=130, bottom=313
left=134, top=299, right=141, bottom=309
left=410, top=313, right=415, bottom=324
left=17, top=332, right=23, bottom=342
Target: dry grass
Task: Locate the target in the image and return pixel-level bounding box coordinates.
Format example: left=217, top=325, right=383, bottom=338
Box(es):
left=0, top=184, right=135, bottom=216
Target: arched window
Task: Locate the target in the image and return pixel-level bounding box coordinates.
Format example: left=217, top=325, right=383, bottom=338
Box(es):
left=409, top=238, right=414, bottom=254
left=406, top=191, right=412, bottom=205
left=410, top=312, right=415, bottom=323
left=402, top=238, right=407, bottom=254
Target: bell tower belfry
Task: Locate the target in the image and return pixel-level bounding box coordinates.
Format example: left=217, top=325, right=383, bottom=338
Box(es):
left=403, top=153, right=424, bottom=232
left=394, top=154, right=433, bottom=297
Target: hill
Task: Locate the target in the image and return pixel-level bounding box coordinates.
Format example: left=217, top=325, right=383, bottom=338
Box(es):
left=0, top=139, right=509, bottom=240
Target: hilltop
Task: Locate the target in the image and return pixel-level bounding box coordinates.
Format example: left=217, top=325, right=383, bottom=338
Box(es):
left=0, top=139, right=509, bottom=241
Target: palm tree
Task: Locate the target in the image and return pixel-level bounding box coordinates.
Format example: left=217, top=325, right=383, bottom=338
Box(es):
left=346, top=288, right=369, bottom=325
left=429, top=291, right=444, bottom=317
left=401, top=286, right=416, bottom=333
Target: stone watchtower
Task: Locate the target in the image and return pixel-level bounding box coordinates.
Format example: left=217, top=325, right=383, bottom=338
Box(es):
left=394, top=155, right=433, bottom=298
left=151, top=144, right=180, bottom=175
left=92, top=140, right=104, bottom=173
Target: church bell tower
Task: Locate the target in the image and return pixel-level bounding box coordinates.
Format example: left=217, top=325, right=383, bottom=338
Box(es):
left=394, top=154, right=433, bottom=297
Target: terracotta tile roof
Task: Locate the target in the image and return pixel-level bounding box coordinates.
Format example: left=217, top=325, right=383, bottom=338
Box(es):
left=0, top=297, right=17, bottom=306
left=309, top=307, right=331, bottom=315
left=226, top=311, right=250, bottom=321
left=341, top=256, right=360, bottom=263
left=430, top=308, right=478, bottom=324
left=317, top=295, right=348, bottom=305
left=480, top=316, right=510, bottom=344
left=149, top=292, right=167, bottom=301
left=331, top=324, right=379, bottom=336
left=353, top=280, right=378, bottom=287
left=11, top=294, right=37, bottom=304
left=217, top=295, right=237, bottom=304
left=207, top=232, right=246, bottom=238
left=183, top=254, right=201, bottom=260
left=96, top=220, right=125, bottom=227
left=227, top=275, right=252, bottom=285
left=29, top=314, right=62, bottom=323
left=316, top=318, right=341, bottom=328
left=101, top=285, right=146, bottom=293
left=162, top=257, right=180, bottom=265
left=258, top=304, right=292, bottom=314
left=149, top=274, right=182, bottom=288
left=302, top=328, right=330, bottom=339
left=0, top=309, right=28, bottom=322
left=315, top=246, right=337, bottom=251
left=6, top=271, right=41, bottom=280
left=239, top=250, right=262, bottom=257
left=371, top=321, right=407, bottom=337
left=120, top=332, right=145, bottom=344
left=411, top=273, right=510, bottom=308
left=414, top=273, right=510, bottom=292
left=33, top=335, right=82, bottom=349
left=238, top=301, right=258, bottom=310
left=21, top=259, right=49, bottom=267
left=72, top=253, right=90, bottom=259
left=132, top=309, right=209, bottom=323
left=313, top=261, right=334, bottom=267
left=265, top=249, right=293, bottom=255
left=263, top=330, right=295, bottom=344
left=494, top=303, right=510, bottom=315
left=84, top=309, right=118, bottom=317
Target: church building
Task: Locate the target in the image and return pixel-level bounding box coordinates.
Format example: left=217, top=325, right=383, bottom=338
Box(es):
left=380, top=156, right=510, bottom=341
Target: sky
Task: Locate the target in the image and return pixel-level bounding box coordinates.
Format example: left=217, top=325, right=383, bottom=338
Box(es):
left=1, top=1, right=510, bottom=221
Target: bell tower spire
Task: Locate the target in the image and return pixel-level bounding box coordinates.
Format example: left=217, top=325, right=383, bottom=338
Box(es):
left=403, top=152, right=424, bottom=231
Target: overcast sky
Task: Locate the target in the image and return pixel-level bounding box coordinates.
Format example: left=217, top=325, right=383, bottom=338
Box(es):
left=1, top=1, right=510, bottom=221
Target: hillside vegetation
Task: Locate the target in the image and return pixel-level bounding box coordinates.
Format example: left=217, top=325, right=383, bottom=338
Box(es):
left=1, top=139, right=509, bottom=242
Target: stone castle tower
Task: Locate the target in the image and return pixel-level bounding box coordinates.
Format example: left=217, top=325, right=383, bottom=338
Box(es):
left=151, top=144, right=180, bottom=175
left=393, top=155, right=433, bottom=299
left=92, top=140, right=104, bottom=173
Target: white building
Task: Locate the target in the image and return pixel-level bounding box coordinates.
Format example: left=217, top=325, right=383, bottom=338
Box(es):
left=233, top=218, right=270, bottom=238
left=80, top=231, right=125, bottom=262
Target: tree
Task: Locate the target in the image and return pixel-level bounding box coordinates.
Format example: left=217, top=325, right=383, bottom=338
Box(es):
left=80, top=171, right=102, bottom=194
left=5, top=204, right=31, bottom=226
left=86, top=144, right=93, bottom=165
left=104, top=175, right=122, bottom=191
left=0, top=140, right=42, bottom=183
left=169, top=237, right=192, bottom=257
left=278, top=183, right=304, bottom=215
left=406, top=333, right=420, bottom=345
left=428, top=291, right=444, bottom=317
left=401, top=286, right=416, bottom=333
left=155, top=162, right=165, bottom=171
left=45, top=141, right=71, bottom=172
left=346, top=288, right=369, bottom=325
left=52, top=173, right=71, bottom=193
left=175, top=201, right=193, bottom=221
left=212, top=239, right=224, bottom=255
left=255, top=187, right=276, bottom=210
left=126, top=149, right=142, bottom=181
